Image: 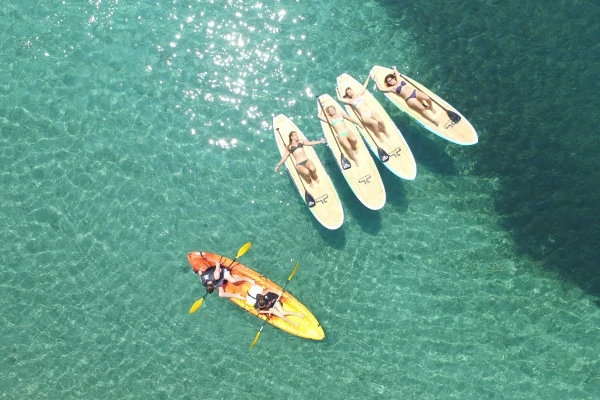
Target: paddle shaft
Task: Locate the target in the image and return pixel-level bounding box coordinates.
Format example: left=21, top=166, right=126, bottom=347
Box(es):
left=317, top=97, right=351, bottom=169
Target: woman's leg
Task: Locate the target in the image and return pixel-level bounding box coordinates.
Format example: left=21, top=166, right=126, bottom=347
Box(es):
left=363, top=114, right=390, bottom=139
left=269, top=306, right=298, bottom=327
left=410, top=94, right=439, bottom=126
left=346, top=131, right=359, bottom=152
left=338, top=136, right=359, bottom=166
left=227, top=274, right=255, bottom=286
left=370, top=112, right=390, bottom=137
left=415, top=91, right=436, bottom=113
left=295, top=164, right=313, bottom=186
left=305, top=160, right=319, bottom=182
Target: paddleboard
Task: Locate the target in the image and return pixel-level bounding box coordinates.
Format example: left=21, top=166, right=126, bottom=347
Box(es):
left=317, top=94, right=386, bottom=210
left=188, top=251, right=325, bottom=340
left=273, top=114, right=344, bottom=230
left=370, top=65, right=478, bottom=145
left=336, top=73, right=417, bottom=180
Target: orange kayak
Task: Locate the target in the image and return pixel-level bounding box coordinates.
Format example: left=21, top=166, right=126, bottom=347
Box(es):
left=187, top=251, right=325, bottom=340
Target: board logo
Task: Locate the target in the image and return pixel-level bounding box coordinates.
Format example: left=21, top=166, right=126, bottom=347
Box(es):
left=359, top=174, right=372, bottom=184
left=444, top=119, right=458, bottom=129
left=389, top=147, right=403, bottom=158
left=316, top=194, right=329, bottom=205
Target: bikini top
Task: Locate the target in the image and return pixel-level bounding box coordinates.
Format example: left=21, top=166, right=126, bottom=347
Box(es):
left=351, top=96, right=365, bottom=107
left=289, top=141, right=304, bottom=153
left=395, top=81, right=407, bottom=94
left=330, top=116, right=344, bottom=126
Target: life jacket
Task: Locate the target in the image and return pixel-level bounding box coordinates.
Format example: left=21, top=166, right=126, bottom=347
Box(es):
left=257, top=292, right=279, bottom=311
left=199, top=266, right=226, bottom=288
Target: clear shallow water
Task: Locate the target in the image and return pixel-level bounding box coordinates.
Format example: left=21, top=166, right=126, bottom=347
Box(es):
left=1, top=1, right=599, bottom=399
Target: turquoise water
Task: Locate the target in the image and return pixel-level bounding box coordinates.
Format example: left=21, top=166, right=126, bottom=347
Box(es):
left=1, top=0, right=599, bottom=399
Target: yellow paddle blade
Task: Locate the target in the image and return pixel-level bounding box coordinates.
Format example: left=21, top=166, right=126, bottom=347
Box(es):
left=288, top=262, right=299, bottom=281
left=249, top=330, right=262, bottom=349
left=189, top=298, right=204, bottom=314
left=236, top=242, right=252, bottom=259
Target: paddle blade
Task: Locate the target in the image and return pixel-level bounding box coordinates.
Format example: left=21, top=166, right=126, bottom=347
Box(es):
left=288, top=262, right=299, bottom=281
left=447, top=110, right=461, bottom=124
left=341, top=155, right=351, bottom=170
left=236, top=242, right=252, bottom=259
left=377, top=146, right=390, bottom=163
left=305, top=191, right=316, bottom=208
left=189, top=298, right=204, bottom=314
left=249, top=330, right=262, bottom=349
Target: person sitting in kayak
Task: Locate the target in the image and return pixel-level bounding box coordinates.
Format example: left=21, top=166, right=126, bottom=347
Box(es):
left=337, top=76, right=390, bottom=142
left=317, top=105, right=361, bottom=167
left=253, top=289, right=304, bottom=328
left=274, top=130, right=326, bottom=187
left=199, top=261, right=254, bottom=300
left=378, top=67, right=439, bottom=126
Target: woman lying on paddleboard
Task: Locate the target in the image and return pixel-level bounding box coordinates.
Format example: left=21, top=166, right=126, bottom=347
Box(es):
left=379, top=68, right=439, bottom=126
left=317, top=105, right=361, bottom=166
left=337, top=76, right=390, bottom=142
left=274, top=130, right=327, bottom=187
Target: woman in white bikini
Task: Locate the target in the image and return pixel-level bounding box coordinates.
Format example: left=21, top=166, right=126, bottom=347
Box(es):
left=337, top=76, right=390, bottom=142
left=317, top=105, right=361, bottom=166
left=274, top=131, right=327, bottom=187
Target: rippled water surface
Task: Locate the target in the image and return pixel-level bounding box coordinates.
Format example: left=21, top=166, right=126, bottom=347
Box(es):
left=1, top=1, right=599, bottom=399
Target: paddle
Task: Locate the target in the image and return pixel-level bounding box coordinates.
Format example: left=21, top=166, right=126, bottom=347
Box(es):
left=249, top=262, right=299, bottom=349
left=189, top=242, right=253, bottom=314
left=393, top=68, right=461, bottom=124
left=337, top=86, right=389, bottom=163
left=275, top=127, right=316, bottom=208
left=317, top=97, right=351, bottom=170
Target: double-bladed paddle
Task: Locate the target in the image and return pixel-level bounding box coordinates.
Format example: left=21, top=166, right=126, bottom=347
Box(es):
left=189, top=242, right=252, bottom=314
left=249, top=262, right=299, bottom=349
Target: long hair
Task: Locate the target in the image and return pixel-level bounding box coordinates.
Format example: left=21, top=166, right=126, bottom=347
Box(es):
left=286, top=131, right=297, bottom=152
left=384, top=73, right=395, bottom=87
left=254, top=294, right=265, bottom=309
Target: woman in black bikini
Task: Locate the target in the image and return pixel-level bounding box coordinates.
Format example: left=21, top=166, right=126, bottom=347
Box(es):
left=274, top=131, right=326, bottom=187
left=379, top=68, right=439, bottom=126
